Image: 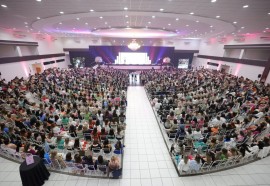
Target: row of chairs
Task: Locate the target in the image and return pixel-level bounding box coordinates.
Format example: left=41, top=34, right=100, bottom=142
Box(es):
left=43, top=157, right=122, bottom=178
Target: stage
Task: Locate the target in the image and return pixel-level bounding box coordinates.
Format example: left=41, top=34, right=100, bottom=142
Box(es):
left=102, top=64, right=163, bottom=70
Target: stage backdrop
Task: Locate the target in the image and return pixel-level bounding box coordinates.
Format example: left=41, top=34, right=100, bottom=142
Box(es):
left=68, top=46, right=195, bottom=68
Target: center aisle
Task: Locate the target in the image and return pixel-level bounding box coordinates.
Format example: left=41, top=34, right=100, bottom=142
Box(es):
left=122, top=86, right=179, bottom=186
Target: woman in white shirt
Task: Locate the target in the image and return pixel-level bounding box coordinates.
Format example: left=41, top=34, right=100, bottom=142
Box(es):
left=177, top=155, right=190, bottom=173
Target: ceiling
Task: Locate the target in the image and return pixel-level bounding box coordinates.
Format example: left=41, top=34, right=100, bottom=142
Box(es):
left=0, top=0, right=270, bottom=39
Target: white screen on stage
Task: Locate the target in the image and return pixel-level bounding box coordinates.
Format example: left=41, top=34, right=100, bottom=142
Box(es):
left=178, top=59, right=189, bottom=69
left=115, top=52, right=151, bottom=65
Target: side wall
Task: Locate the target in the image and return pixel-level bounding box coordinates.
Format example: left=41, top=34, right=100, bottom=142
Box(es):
left=0, top=29, right=63, bottom=55
left=0, top=56, right=68, bottom=82
left=192, top=57, right=265, bottom=81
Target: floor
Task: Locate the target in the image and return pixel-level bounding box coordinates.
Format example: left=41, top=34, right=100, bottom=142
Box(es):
left=1, top=86, right=270, bottom=186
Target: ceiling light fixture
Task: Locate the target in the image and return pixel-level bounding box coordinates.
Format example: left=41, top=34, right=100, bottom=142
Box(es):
left=176, top=18, right=179, bottom=21
left=168, top=23, right=171, bottom=26
left=59, top=22, right=62, bottom=24
left=190, top=12, right=194, bottom=15
left=216, top=15, right=220, bottom=18
left=233, top=21, right=237, bottom=24
left=243, top=5, right=249, bottom=8
left=128, top=39, right=141, bottom=51
left=196, top=20, right=199, bottom=23
left=152, top=16, right=155, bottom=18
left=160, top=8, right=164, bottom=11
left=1, top=4, right=7, bottom=8
left=125, top=15, right=128, bottom=18
left=60, top=11, right=64, bottom=14
left=186, top=24, right=189, bottom=27
left=148, top=22, right=151, bottom=24
left=266, top=28, right=269, bottom=29
left=241, top=26, right=245, bottom=29
left=24, top=22, right=28, bottom=24
left=37, top=17, right=41, bottom=19
left=210, top=25, right=213, bottom=27
left=85, top=23, right=88, bottom=25
left=211, top=0, right=217, bottom=3
left=100, top=16, right=103, bottom=19
left=90, top=9, right=94, bottom=12
left=76, top=18, right=80, bottom=20
left=124, top=7, right=128, bottom=10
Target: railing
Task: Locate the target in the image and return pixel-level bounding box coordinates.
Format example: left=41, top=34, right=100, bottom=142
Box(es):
left=144, top=87, right=270, bottom=176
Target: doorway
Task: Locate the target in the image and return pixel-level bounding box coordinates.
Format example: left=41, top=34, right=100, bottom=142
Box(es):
left=32, top=63, right=43, bottom=74
left=220, top=64, right=230, bottom=74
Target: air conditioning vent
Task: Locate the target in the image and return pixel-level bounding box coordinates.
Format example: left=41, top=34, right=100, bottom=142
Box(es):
left=260, top=36, right=270, bottom=40
left=36, top=34, right=46, bottom=40
left=13, top=31, right=26, bottom=38
left=234, top=36, right=245, bottom=42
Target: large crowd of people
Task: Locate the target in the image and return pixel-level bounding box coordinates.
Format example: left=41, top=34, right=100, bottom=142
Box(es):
left=1, top=65, right=270, bottom=177
left=143, top=68, right=270, bottom=174
left=0, top=67, right=128, bottom=177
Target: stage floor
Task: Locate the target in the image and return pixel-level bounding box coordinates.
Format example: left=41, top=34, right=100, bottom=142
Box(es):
left=102, top=64, right=162, bottom=70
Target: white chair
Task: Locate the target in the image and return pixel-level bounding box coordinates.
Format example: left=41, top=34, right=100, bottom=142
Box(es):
left=97, top=165, right=107, bottom=176
left=86, top=164, right=96, bottom=175
left=258, top=146, right=270, bottom=159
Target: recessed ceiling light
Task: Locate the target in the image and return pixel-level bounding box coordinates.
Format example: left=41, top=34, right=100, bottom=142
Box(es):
left=211, top=0, right=217, bottom=3
left=90, top=9, right=94, bottom=12
left=210, top=25, right=213, bottom=27
left=85, top=23, right=88, bottom=25
left=243, top=5, right=249, bottom=8
left=25, top=26, right=28, bottom=28
left=105, top=22, right=108, bottom=24
left=152, top=16, right=155, bottom=18
left=176, top=18, right=179, bottom=21
left=195, top=30, right=197, bottom=32
left=1, top=4, right=7, bottom=8
left=216, top=15, right=220, bottom=18
left=125, top=15, right=128, bottom=18
left=59, top=22, right=62, bottom=24
left=126, top=21, right=129, bottom=24
left=36, top=0, right=42, bottom=1
left=76, top=18, right=80, bottom=20
left=241, top=26, right=245, bottom=29
left=266, top=28, right=269, bottom=29
left=233, top=21, right=237, bottom=24
left=148, top=22, right=151, bottom=24
left=163, top=27, right=165, bottom=29
left=186, top=24, right=189, bottom=27
left=100, top=16, right=103, bottom=19
left=73, top=28, right=76, bottom=29
left=190, top=12, right=194, bottom=15
left=160, top=8, right=164, bottom=11
left=268, top=13, right=270, bottom=15
left=24, top=22, right=28, bottom=24
left=168, top=23, right=171, bottom=26
left=196, top=20, right=199, bottom=23
left=124, top=7, right=128, bottom=10
left=37, top=17, right=41, bottom=19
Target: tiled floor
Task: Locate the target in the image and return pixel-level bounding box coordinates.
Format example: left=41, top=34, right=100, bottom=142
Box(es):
left=1, top=86, right=270, bottom=186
